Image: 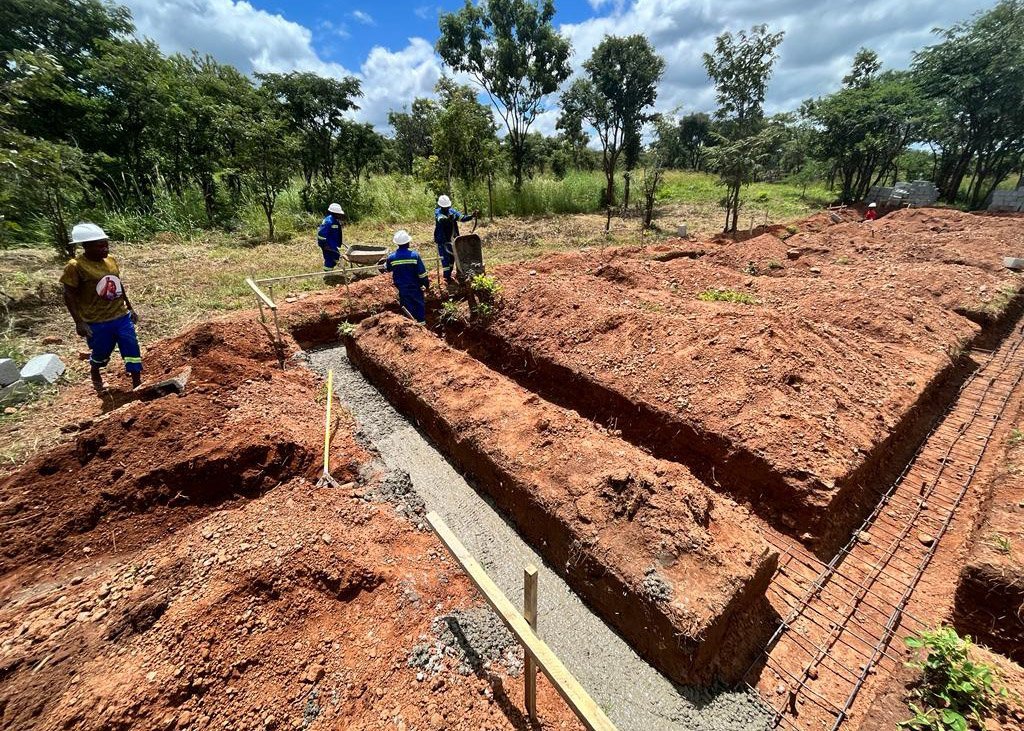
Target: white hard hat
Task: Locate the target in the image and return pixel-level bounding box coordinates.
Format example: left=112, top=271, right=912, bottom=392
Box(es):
left=437, top=195, right=452, bottom=208
left=328, top=203, right=344, bottom=214
left=868, top=202, right=877, bottom=208
left=393, top=229, right=412, bottom=246
left=70, top=222, right=108, bottom=245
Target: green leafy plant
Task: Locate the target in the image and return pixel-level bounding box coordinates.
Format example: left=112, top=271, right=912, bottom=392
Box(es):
left=767, top=260, right=783, bottom=270
left=439, top=299, right=462, bottom=325
left=337, top=321, right=356, bottom=337
left=471, top=301, right=495, bottom=321
left=1009, top=427, right=1024, bottom=445
left=899, top=626, right=1010, bottom=731
left=698, top=288, right=756, bottom=304
left=469, top=274, right=503, bottom=298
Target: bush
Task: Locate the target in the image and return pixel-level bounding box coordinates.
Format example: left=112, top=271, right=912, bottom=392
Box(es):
left=899, top=626, right=1011, bottom=731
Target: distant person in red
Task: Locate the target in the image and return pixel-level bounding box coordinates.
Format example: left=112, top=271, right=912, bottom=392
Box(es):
left=864, top=202, right=878, bottom=221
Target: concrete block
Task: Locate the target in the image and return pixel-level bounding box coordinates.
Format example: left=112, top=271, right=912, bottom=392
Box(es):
left=0, top=379, right=29, bottom=405
left=20, top=353, right=65, bottom=385
left=0, top=358, right=19, bottom=387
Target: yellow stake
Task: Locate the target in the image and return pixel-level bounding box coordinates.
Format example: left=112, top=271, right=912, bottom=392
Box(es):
left=317, top=369, right=340, bottom=488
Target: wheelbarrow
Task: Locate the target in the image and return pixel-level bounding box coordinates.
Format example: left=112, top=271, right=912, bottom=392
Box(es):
left=343, top=243, right=389, bottom=267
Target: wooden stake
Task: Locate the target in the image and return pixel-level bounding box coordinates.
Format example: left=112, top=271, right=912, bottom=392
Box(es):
left=524, top=564, right=539, bottom=722
left=425, top=512, right=616, bottom=731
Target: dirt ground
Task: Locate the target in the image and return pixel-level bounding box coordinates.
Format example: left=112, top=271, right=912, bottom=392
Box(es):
left=346, top=312, right=777, bottom=686
left=4, top=206, right=1024, bottom=730
left=954, top=403, right=1024, bottom=664
left=0, top=315, right=579, bottom=730
left=443, top=208, right=1024, bottom=548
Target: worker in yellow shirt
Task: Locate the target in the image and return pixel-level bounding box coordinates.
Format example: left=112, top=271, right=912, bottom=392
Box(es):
left=59, top=223, right=142, bottom=393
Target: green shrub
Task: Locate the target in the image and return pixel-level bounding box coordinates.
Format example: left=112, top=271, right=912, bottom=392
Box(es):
left=469, top=274, right=502, bottom=298
left=439, top=299, right=462, bottom=325
left=899, top=626, right=1011, bottom=731
left=698, top=288, right=756, bottom=304
left=337, top=321, right=356, bottom=337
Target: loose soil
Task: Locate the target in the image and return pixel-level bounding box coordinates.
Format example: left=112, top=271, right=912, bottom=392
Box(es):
left=440, top=208, right=1024, bottom=549
left=4, top=206, right=1024, bottom=731
left=345, top=313, right=777, bottom=686
left=0, top=313, right=579, bottom=731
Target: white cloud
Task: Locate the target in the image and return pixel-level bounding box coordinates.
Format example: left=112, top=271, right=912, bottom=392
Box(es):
left=123, top=0, right=353, bottom=78
left=351, top=10, right=375, bottom=26
left=559, top=0, right=996, bottom=118
left=122, top=0, right=441, bottom=131
left=354, top=38, right=444, bottom=129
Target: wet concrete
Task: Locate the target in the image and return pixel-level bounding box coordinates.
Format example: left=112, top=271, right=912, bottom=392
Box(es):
left=307, top=345, right=770, bottom=731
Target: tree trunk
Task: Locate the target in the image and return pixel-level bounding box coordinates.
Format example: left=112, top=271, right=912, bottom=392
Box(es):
left=622, top=172, right=631, bottom=216
left=730, top=182, right=741, bottom=233
left=264, top=201, right=275, bottom=241
left=487, top=172, right=494, bottom=222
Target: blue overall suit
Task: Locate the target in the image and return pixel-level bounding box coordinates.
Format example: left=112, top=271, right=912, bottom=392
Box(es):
left=433, top=207, right=474, bottom=282
left=384, top=244, right=430, bottom=323
left=317, top=214, right=343, bottom=270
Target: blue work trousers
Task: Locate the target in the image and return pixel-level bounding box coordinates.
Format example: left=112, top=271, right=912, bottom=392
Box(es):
left=437, top=242, right=455, bottom=282
left=321, top=244, right=341, bottom=270
left=88, top=314, right=142, bottom=373
left=397, top=287, right=426, bottom=324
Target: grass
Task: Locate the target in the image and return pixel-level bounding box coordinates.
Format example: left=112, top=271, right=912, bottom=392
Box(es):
left=698, top=288, right=757, bottom=304
left=988, top=533, right=1012, bottom=555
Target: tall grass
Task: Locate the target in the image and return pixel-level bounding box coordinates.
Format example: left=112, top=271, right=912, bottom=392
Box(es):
left=5, top=169, right=836, bottom=250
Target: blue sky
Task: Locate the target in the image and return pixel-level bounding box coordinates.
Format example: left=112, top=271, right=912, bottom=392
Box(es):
left=122, top=0, right=998, bottom=134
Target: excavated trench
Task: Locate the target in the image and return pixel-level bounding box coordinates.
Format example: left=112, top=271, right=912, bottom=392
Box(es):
left=304, top=343, right=773, bottom=731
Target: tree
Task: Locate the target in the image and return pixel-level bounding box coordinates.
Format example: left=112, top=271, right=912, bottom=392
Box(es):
left=257, top=71, right=361, bottom=185
left=559, top=35, right=664, bottom=215
left=437, top=0, right=571, bottom=189
left=703, top=24, right=785, bottom=232
left=842, top=48, right=882, bottom=89
left=238, top=109, right=298, bottom=241
left=388, top=99, right=438, bottom=174
left=803, top=67, right=932, bottom=203
left=84, top=39, right=175, bottom=206
left=337, top=121, right=386, bottom=182
left=431, top=78, right=498, bottom=201
left=913, top=0, right=1024, bottom=207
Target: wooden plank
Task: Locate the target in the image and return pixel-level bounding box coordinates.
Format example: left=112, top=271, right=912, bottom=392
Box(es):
left=425, top=512, right=617, bottom=731
left=245, top=277, right=277, bottom=310
left=524, top=564, right=539, bottom=721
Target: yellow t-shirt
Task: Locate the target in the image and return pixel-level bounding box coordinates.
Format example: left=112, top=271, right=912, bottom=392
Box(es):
left=59, top=256, right=129, bottom=324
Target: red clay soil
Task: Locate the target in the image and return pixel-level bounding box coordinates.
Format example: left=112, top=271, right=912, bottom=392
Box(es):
left=0, top=314, right=579, bottom=731
left=346, top=313, right=778, bottom=687
left=441, top=208, right=1024, bottom=548
left=955, top=404, right=1024, bottom=664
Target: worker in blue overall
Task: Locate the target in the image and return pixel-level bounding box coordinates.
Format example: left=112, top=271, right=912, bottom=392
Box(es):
left=433, top=195, right=476, bottom=284
left=381, top=230, right=430, bottom=324
left=317, top=203, right=345, bottom=271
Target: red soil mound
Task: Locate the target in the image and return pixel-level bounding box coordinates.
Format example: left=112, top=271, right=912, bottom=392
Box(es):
left=348, top=313, right=777, bottom=686
left=1, top=314, right=577, bottom=730
left=450, top=209, right=1023, bottom=546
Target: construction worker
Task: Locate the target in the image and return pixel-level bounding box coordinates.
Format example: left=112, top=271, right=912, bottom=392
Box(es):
left=433, top=195, right=476, bottom=284
left=382, top=230, right=430, bottom=324
left=60, top=223, right=142, bottom=393
left=317, top=203, right=345, bottom=271
left=864, top=202, right=878, bottom=221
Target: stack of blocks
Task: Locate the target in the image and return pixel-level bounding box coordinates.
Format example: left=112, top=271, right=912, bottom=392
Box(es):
left=0, top=353, right=66, bottom=405
left=866, top=180, right=940, bottom=207
left=988, top=187, right=1024, bottom=212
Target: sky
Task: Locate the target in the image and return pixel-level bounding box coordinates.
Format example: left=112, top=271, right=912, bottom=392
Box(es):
left=120, top=0, right=998, bottom=135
